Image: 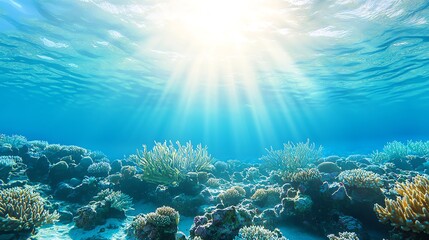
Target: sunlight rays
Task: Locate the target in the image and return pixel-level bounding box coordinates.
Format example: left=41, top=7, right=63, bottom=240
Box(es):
left=128, top=0, right=324, bottom=155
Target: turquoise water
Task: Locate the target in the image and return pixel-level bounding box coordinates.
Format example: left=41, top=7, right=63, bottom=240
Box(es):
left=1, top=0, right=429, bottom=160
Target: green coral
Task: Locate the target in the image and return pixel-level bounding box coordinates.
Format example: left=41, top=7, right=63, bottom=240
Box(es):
left=218, top=186, right=246, bottom=206
left=234, top=226, right=288, bottom=240
left=338, top=169, right=382, bottom=189
left=0, top=187, right=59, bottom=233
left=261, top=140, right=322, bottom=173
left=135, top=141, right=213, bottom=185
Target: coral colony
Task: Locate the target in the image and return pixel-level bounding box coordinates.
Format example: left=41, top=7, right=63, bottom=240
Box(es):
left=1, top=133, right=429, bottom=239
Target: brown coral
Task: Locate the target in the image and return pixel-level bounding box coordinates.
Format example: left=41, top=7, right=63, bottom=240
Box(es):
left=374, top=175, right=429, bottom=234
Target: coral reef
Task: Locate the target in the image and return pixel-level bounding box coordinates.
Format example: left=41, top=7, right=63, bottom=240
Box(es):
left=87, top=162, right=111, bottom=177
left=251, top=188, right=281, bottom=207
left=372, top=140, right=429, bottom=163
left=282, top=168, right=322, bottom=183
left=94, top=189, right=133, bottom=212
left=205, top=178, right=221, bottom=188
left=3, top=133, right=429, bottom=239
left=0, top=156, right=19, bottom=181
left=234, top=225, right=288, bottom=240
left=218, top=186, right=246, bottom=206
left=280, top=192, right=313, bottom=216
left=318, top=162, right=341, bottom=173
left=128, top=206, right=179, bottom=240
left=135, top=141, right=213, bottom=185
left=190, top=206, right=253, bottom=239
left=374, top=175, right=429, bottom=234
left=260, top=139, right=322, bottom=172
left=74, top=189, right=133, bottom=229
left=0, top=186, right=59, bottom=233
left=327, top=231, right=359, bottom=240
left=338, top=169, right=382, bottom=189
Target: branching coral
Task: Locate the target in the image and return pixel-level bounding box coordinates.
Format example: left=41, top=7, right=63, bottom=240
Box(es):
left=0, top=134, right=27, bottom=148
left=338, top=169, right=382, bottom=189
left=94, top=189, right=133, bottom=212
left=234, top=225, right=288, bottom=240
left=135, top=141, right=213, bottom=185
left=372, top=140, right=429, bottom=163
left=374, top=175, right=429, bottom=234
left=282, top=168, right=321, bottom=183
left=0, top=187, right=59, bottom=233
left=260, top=140, right=322, bottom=172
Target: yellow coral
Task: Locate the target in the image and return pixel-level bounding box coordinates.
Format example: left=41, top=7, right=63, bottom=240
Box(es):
left=374, top=175, right=429, bottom=234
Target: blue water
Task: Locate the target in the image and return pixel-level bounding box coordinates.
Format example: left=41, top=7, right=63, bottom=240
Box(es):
left=1, top=0, right=429, bottom=160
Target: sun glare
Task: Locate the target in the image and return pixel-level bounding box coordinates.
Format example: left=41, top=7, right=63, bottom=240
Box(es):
left=173, top=0, right=264, bottom=46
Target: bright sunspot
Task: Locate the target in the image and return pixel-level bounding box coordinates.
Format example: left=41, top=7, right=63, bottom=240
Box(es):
left=177, top=0, right=258, bottom=45
left=166, top=0, right=271, bottom=47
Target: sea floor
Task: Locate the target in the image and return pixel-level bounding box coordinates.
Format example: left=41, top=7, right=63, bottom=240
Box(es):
left=36, top=201, right=323, bottom=240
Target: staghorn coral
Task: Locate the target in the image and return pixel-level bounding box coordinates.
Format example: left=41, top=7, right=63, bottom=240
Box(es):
left=374, top=175, right=429, bottom=234
left=135, top=141, right=213, bottom=185
left=327, top=231, right=359, bottom=240
left=218, top=186, right=246, bottom=206
left=338, top=169, right=382, bottom=189
left=0, top=187, right=59, bottom=233
left=234, top=225, right=288, bottom=240
left=261, top=139, right=322, bottom=172
left=282, top=168, right=321, bottom=183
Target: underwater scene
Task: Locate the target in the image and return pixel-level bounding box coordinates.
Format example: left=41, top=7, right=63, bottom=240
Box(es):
left=1, top=0, right=429, bottom=240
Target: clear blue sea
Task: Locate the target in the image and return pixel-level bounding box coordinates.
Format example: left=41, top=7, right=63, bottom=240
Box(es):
left=1, top=0, right=429, bottom=160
